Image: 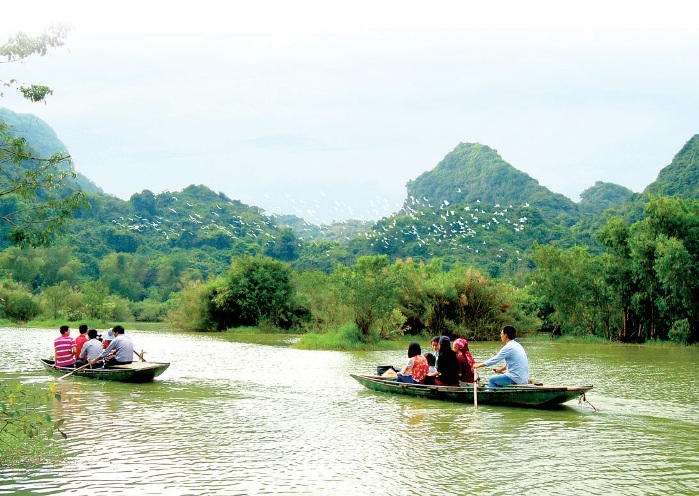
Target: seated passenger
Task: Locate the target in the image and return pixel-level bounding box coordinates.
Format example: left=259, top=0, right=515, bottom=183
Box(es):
left=453, top=338, right=475, bottom=384
left=100, top=325, right=134, bottom=366
left=434, top=336, right=459, bottom=386
left=53, top=325, right=76, bottom=368
left=395, top=342, right=429, bottom=384
left=76, top=329, right=105, bottom=368
left=102, top=328, right=115, bottom=349
left=425, top=352, right=437, bottom=375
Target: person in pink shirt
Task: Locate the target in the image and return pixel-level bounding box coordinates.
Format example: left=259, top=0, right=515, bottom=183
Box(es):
left=54, top=325, right=76, bottom=367
left=74, top=324, right=89, bottom=360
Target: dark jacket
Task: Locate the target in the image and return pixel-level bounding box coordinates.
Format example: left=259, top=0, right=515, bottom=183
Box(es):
left=436, top=351, right=459, bottom=385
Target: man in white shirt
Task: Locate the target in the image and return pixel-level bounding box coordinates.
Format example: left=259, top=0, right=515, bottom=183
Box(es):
left=473, top=325, right=529, bottom=388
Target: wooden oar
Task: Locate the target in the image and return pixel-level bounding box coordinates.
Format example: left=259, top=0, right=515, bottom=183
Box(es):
left=134, top=350, right=147, bottom=362
left=473, top=369, right=479, bottom=409
left=57, top=355, right=102, bottom=380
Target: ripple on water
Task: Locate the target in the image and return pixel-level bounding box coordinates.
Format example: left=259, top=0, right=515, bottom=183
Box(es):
left=1, top=328, right=698, bottom=495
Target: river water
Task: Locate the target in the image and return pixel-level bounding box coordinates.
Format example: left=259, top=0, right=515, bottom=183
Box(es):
left=1, top=327, right=697, bottom=495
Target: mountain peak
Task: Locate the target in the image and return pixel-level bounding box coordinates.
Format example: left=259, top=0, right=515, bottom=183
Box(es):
left=405, top=142, right=579, bottom=224
left=644, top=134, right=699, bottom=198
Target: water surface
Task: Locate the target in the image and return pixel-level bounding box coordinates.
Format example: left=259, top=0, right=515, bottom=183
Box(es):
left=1, top=327, right=697, bottom=495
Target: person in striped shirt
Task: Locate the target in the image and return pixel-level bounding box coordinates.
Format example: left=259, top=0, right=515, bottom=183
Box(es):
left=54, top=325, right=76, bottom=368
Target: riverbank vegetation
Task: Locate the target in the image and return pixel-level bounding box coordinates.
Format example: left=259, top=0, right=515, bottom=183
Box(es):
left=5, top=192, right=699, bottom=347
left=2, top=196, right=698, bottom=346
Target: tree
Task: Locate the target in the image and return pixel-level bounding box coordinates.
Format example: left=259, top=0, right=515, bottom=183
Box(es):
left=333, top=255, right=399, bottom=341
left=0, top=25, right=88, bottom=247
left=531, top=244, right=620, bottom=339
left=81, top=280, right=109, bottom=320
left=207, top=255, right=299, bottom=330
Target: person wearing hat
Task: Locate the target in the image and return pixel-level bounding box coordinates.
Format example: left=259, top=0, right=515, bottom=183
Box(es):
left=473, top=325, right=529, bottom=388
left=99, top=325, right=134, bottom=366
left=453, top=338, right=475, bottom=384
left=102, top=328, right=115, bottom=349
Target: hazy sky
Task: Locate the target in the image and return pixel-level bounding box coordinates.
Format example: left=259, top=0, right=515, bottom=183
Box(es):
left=2, top=0, right=698, bottom=223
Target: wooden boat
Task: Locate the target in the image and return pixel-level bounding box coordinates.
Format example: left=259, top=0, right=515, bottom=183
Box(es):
left=40, top=358, right=169, bottom=383
left=350, top=373, right=593, bottom=408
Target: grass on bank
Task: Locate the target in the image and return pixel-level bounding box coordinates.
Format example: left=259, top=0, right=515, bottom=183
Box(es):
left=294, top=323, right=417, bottom=351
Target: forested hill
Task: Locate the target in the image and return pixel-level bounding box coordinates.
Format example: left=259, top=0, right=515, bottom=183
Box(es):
left=0, top=108, right=103, bottom=194
left=406, top=143, right=581, bottom=226
left=644, top=134, right=699, bottom=198
left=3, top=106, right=698, bottom=279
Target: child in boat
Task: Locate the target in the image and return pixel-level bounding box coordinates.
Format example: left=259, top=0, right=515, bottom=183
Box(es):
left=422, top=351, right=438, bottom=385
left=453, top=338, right=475, bottom=384
left=394, top=342, right=430, bottom=384
left=425, top=352, right=437, bottom=374
left=102, top=328, right=115, bottom=349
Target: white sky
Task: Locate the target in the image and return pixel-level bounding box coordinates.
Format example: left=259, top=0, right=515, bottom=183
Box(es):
left=2, top=0, right=698, bottom=223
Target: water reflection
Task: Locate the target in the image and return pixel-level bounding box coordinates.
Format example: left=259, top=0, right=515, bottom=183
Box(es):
left=1, top=327, right=698, bottom=495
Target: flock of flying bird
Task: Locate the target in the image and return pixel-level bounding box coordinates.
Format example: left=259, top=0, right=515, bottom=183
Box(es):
left=111, top=189, right=532, bottom=262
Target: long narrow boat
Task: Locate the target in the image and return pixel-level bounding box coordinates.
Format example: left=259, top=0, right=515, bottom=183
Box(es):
left=350, top=373, right=593, bottom=408
left=40, top=358, right=169, bottom=383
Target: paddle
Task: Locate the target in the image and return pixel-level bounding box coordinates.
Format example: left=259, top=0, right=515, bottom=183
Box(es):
left=473, top=368, right=479, bottom=409
left=57, top=355, right=102, bottom=380
left=134, top=350, right=147, bottom=362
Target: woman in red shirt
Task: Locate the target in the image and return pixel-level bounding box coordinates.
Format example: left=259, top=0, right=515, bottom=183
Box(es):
left=395, top=342, right=430, bottom=384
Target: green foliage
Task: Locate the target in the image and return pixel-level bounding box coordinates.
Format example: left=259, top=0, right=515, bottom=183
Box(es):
left=1, top=32, right=89, bottom=247
left=295, top=322, right=379, bottom=350
left=332, top=255, right=397, bottom=341
left=0, top=284, right=40, bottom=322
left=205, top=255, right=306, bottom=331
left=645, top=135, right=699, bottom=198
left=579, top=181, right=635, bottom=216
left=264, top=227, right=300, bottom=262
left=531, top=244, right=621, bottom=339
left=168, top=281, right=211, bottom=331
left=668, top=319, right=691, bottom=345
left=130, top=297, right=170, bottom=322
left=0, top=381, right=66, bottom=465
left=80, top=280, right=109, bottom=320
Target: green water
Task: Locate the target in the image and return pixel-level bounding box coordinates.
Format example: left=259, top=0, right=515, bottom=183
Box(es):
left=1, top=327, right=698, bottom=495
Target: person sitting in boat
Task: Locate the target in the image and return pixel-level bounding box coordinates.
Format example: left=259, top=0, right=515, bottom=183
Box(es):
left=394, top=342, right=430, bottom=384
left=430, top=335, right=440, bottom=364
left=473, top=325, right=529, bottom=388
left=76, top=329, right=105, bottom=368
left=54, top=325, right=76, bottom=368
left=74, top=324, right=89, bottom=361
left=99, top=325, right=134, bottom=366
left=433, top=336, right=460, bottom=386
left=102, top=328, right=115, bottom=349
left=453, top=338, right=475, bottom=384
left=425, top=352, right=437, bottom=374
